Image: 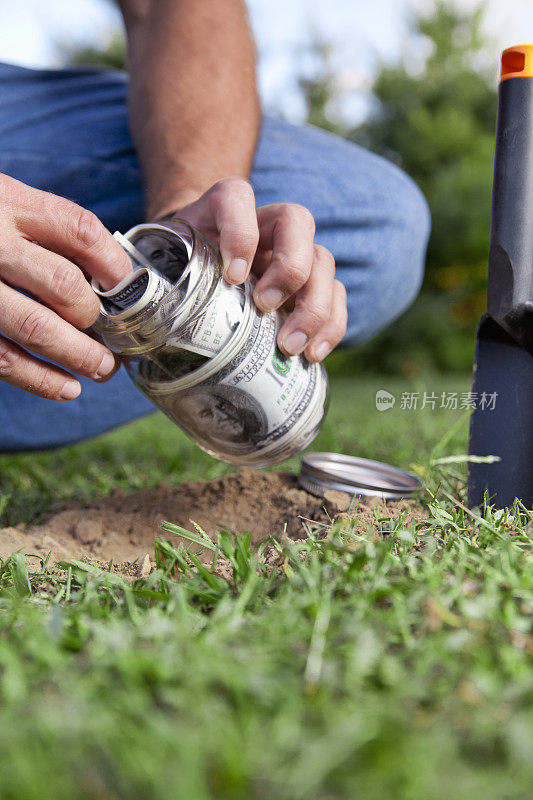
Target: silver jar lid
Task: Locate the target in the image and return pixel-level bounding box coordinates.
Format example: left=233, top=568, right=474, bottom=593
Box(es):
left=299, top=452, right=421, bottom=500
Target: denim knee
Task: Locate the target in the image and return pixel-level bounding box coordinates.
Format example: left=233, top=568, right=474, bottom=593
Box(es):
left=337, top=156, right=431, bottom=346
left=381, top=167, right=430, bottom=312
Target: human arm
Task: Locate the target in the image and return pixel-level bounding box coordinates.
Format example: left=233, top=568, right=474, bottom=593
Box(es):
left=119, top=0, right=260, bottom=219
left=120, top=0, right=347, bottom=360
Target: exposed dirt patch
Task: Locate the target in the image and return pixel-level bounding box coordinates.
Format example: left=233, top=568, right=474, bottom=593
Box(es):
left=0, top=468, right=427, bottom=568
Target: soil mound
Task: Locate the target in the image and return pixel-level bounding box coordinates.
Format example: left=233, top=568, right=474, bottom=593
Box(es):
left=0, top=468, right=423, bottom=566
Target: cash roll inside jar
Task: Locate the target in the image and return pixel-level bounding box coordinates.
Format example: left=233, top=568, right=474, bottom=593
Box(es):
left=92, top=219, right=329, bottom=467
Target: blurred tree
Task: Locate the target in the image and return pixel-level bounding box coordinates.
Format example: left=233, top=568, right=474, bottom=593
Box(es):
left=353, top=1, right=496, bottom=313
left=300, top=44, right=344, bottom=135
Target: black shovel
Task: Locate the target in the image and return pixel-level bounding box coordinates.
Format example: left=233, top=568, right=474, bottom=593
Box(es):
left=468, top=45, right=533, bottom=509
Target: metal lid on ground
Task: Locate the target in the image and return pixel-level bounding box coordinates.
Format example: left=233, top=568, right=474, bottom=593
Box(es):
left=299, top=452, right=421, bottom=500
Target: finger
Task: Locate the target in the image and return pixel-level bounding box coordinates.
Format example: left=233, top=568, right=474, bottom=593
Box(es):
left=0, top=238, right=100, bottom=329
left=11, top=181, right=131, bottom=290
left=209, top=178, right=259, bottom=284
left=253, top=204, right=315, bottom=313
left=277, top=245, right=335, bottom=356
left=249, top=247, right=272, bottom=278
left=305, top=280, right=348, bottom=362
left=0, top=281, right=119, bottom=381
left=0, top=334, right=81, bottom=400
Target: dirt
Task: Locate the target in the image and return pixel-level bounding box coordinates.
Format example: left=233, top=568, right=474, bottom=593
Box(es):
left=0, top=468, right=427, bottom=569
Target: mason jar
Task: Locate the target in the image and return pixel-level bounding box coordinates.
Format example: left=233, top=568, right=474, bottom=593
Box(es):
left=94, top=219, right=329, bottom=467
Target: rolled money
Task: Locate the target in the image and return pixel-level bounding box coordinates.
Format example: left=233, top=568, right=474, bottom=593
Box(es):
left=141, top=306, right=328, bottom=463
left=174, top=278, right=245, bottom=358
left=130, top=226, right=246, bottom=358
left=130, top=229, right=192, bottom=283
left=94, top=242, right=245, bottom=360
left=113, top=231, right=158, bottom=272
left=94, top=267, right=173, bottom=321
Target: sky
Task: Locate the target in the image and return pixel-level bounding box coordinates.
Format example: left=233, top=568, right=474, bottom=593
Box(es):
left=2, top=0, right=533, bottom=123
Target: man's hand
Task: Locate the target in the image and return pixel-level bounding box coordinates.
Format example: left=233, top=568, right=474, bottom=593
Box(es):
left=0, top=174, right=132, bottom=400
left=172, top=178, right=347, bottom=362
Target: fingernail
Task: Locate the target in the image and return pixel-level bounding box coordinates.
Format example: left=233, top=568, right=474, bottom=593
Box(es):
left=60, top=380, right=81, bottom=400
left=313, top=341, right=332, bottom=361
left=225, top=258, right=248, bottom=284
left=282, top=330, right=308, bottom=355
left=254, top=287, right=284, bottom=312
left=96, top=351, right=116, bottom=379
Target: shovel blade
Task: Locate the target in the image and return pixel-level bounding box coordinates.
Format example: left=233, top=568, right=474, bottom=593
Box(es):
left=468, top=314, right=533, bottom=509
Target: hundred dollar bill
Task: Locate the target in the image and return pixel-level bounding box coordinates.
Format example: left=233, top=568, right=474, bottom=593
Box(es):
left=126, top=229, right=192, bottom=284
left=142, top=306, right=328, bottom=462
left=113, top=231, right=161, bottom=272
left=94, top=266, right=174, bottom=320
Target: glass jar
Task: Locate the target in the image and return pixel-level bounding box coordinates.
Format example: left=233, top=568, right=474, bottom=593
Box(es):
left=94, top=219, right=329, bottom=467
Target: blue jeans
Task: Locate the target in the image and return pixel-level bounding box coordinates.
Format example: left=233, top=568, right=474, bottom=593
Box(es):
left=0, top=63, right=430, bottom=451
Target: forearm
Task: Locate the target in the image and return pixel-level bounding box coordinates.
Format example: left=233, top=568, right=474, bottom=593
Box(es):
left=120, top=0, right=261, bottom=219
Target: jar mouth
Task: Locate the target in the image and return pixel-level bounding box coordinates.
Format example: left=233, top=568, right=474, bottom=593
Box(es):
left=93, top=220, right=221, bottom=353
left=132, top=223, right=212, bottom=342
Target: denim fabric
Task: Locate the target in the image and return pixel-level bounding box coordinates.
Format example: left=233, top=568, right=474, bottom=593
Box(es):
left=0, top=62, right=430, bottom=451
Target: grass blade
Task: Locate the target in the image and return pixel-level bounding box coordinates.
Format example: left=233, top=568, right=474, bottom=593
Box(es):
left=160, top=520, right=216, bottom=552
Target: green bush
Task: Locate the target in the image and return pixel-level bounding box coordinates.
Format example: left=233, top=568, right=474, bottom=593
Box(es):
left=304, top=1, right=498, bottom=375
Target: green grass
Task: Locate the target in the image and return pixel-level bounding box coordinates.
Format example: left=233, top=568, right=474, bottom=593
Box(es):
left=3, top=372, right=533, bottom=799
